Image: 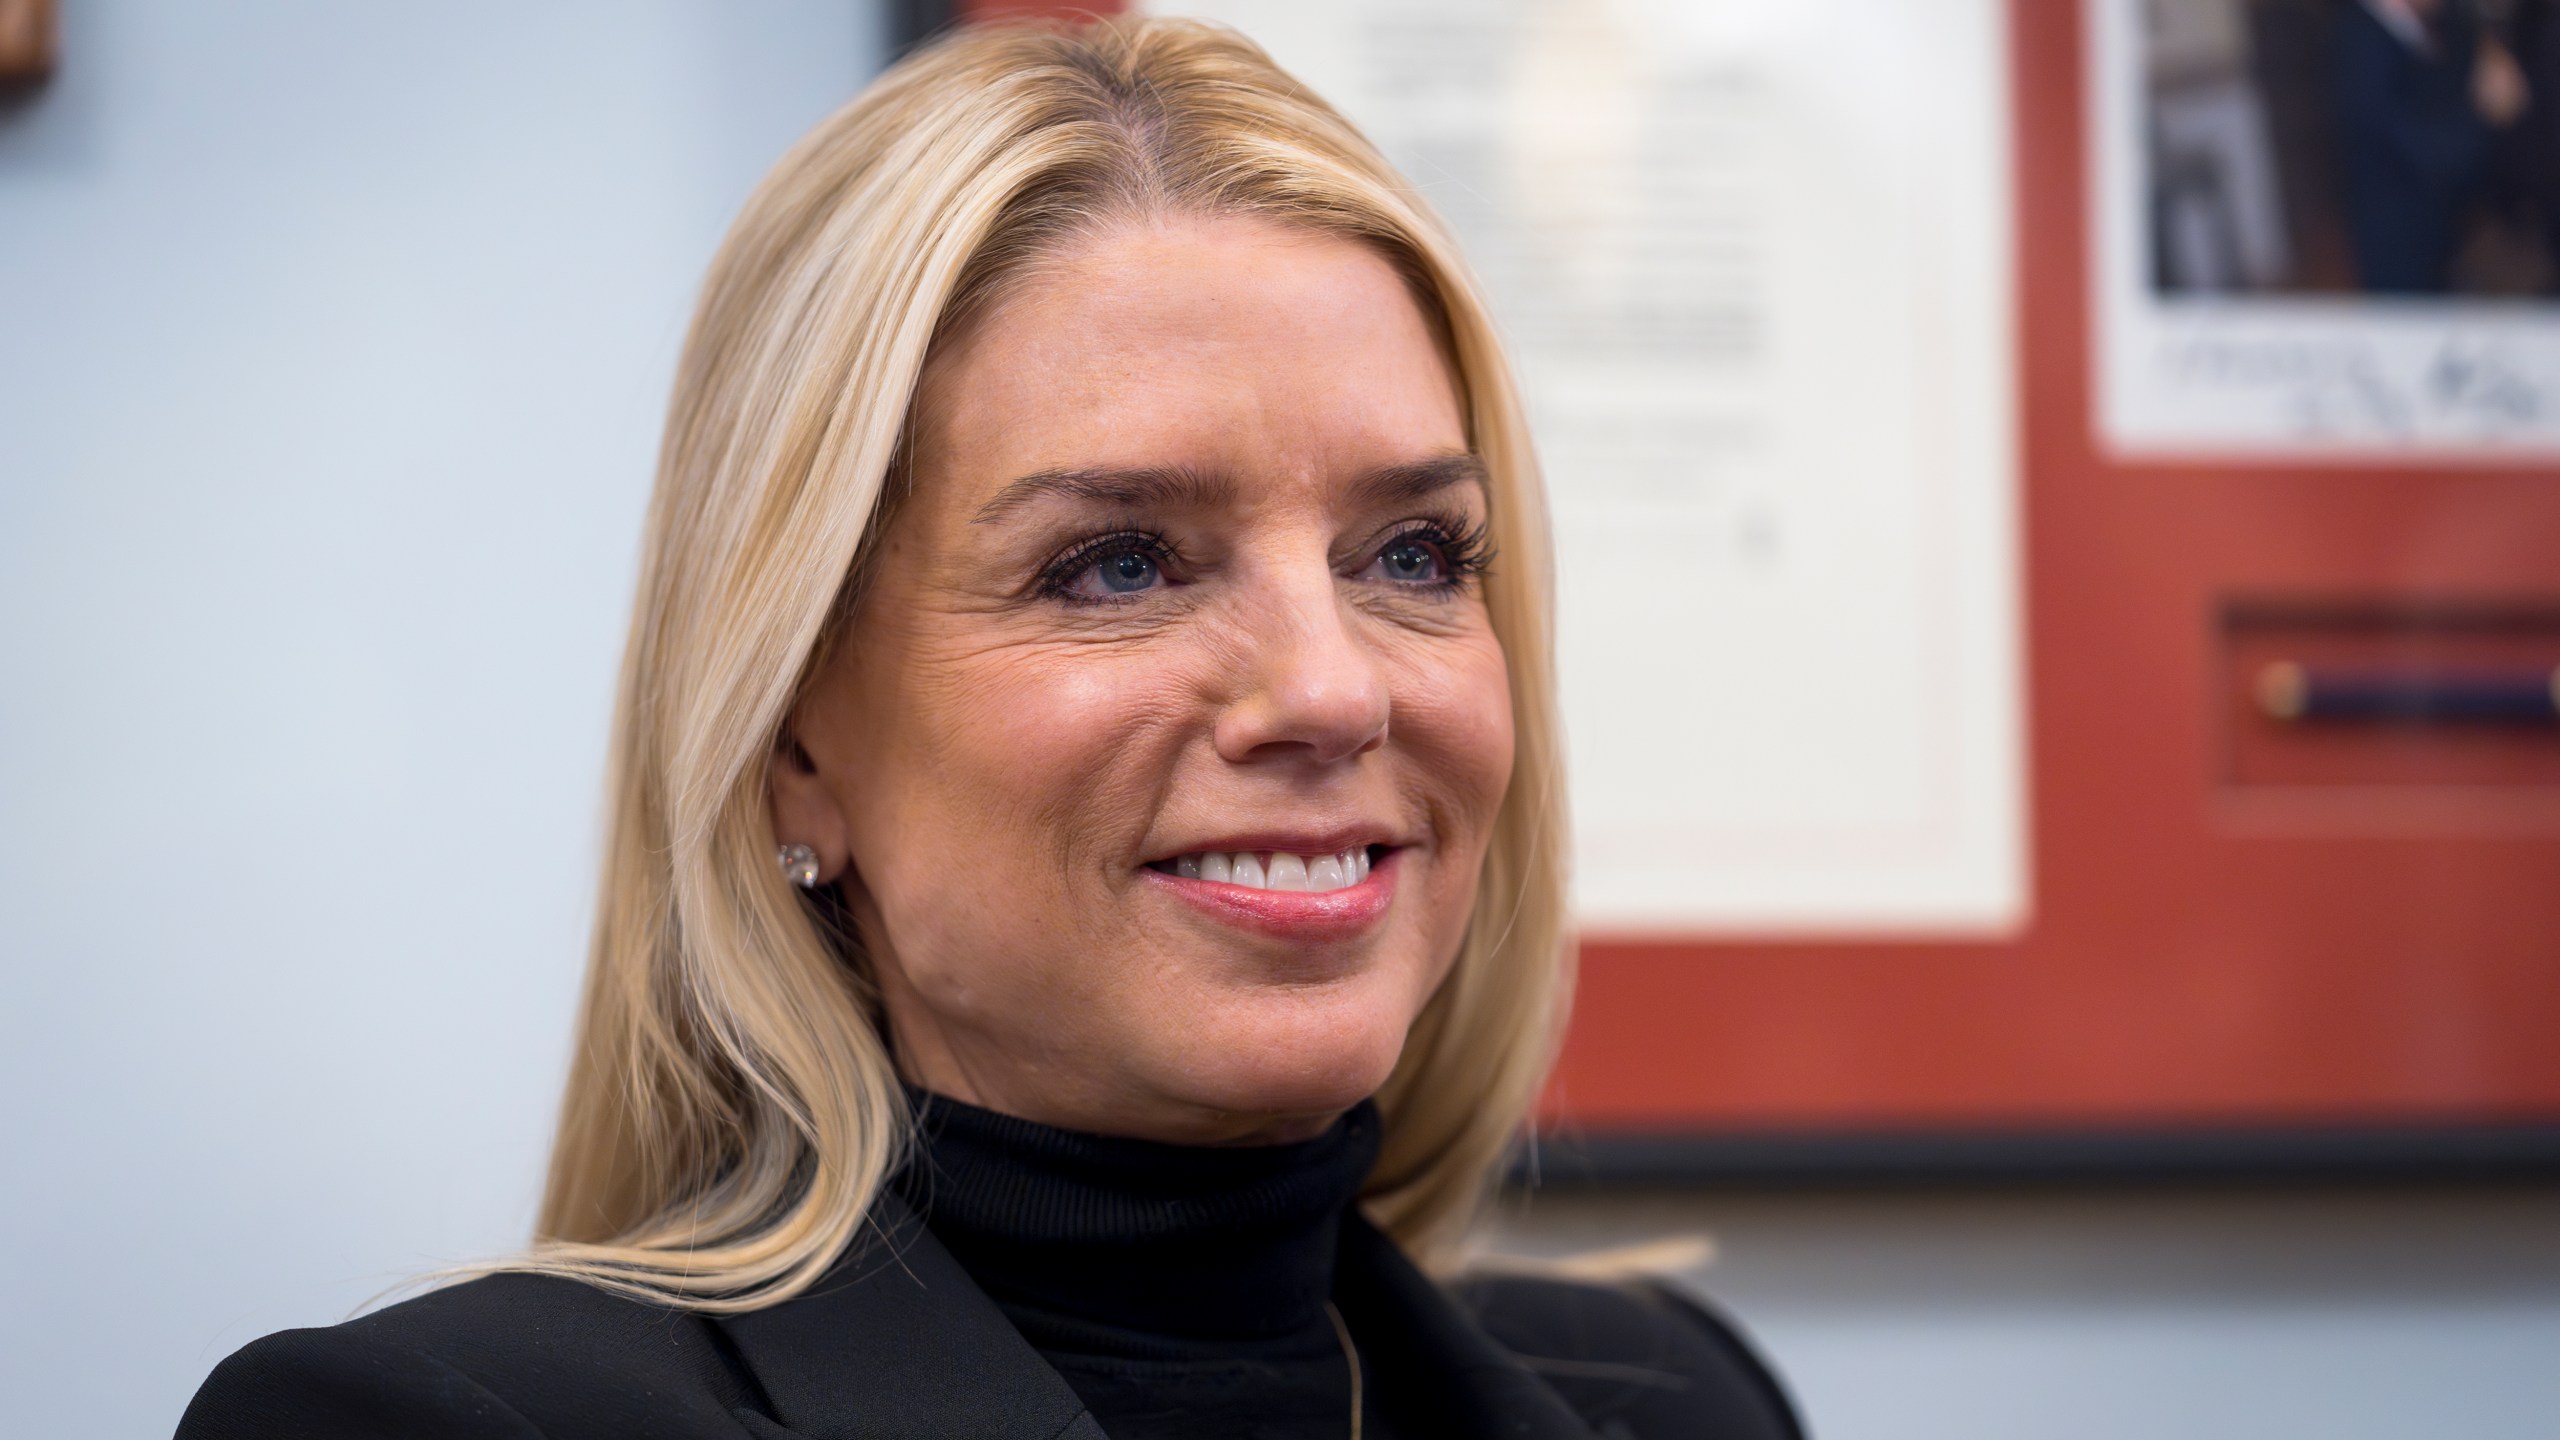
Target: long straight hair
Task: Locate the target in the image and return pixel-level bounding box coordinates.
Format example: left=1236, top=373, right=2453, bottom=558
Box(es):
left=520, top=16, right=1569, bottom=1311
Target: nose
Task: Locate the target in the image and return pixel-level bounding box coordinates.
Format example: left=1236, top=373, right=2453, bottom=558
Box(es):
left=1212, top=576, right=1391, bottom=767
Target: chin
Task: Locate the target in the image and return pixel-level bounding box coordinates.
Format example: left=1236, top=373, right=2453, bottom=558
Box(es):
left=1164, top=983, right=1418, bottom=1128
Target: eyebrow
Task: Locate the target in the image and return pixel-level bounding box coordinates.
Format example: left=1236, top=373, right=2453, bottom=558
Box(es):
left=971, top=463, right=1230, bottom=525
left=969, top=452, right=1488, bottom=525
left=1342, top=452, right=1490, bottom=511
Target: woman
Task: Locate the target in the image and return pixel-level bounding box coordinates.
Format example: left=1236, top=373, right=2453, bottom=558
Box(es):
left=179, top=19, right=1798, bottom=1439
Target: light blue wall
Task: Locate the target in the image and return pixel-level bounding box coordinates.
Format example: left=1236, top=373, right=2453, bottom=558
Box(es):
left=1491, top=1185, right=2560, bottom=1440
left=5, top=5, right=2556, bottom=1439
left=0, top=4, right=877, bottom=1435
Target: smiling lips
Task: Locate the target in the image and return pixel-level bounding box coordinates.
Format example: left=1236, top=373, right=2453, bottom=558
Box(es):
left=1144, top=843, right=1398, bottom=941
left=1158, top=847, right=1373, bottom=893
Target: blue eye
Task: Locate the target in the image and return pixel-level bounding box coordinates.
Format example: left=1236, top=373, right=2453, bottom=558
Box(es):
left=1093, top=550, right=1158, bottom=593
left=1353, top=519, right=1493, bottom=593
left=1045, top=536, right=1173, bottom=601
left=1375, top=540, right=1442, bottom=583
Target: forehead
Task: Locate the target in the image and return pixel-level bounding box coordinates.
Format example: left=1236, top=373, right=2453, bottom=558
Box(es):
left=909, top=214, right=1468, bottom=516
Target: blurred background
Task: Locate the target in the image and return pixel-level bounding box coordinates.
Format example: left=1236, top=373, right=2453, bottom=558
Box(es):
left=2146, top=0, right=2560, bottom=296
left=4, top=1, right=2557, bottom=1436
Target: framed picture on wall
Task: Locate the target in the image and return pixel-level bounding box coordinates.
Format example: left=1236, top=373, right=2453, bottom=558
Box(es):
left=0, top=0, right=55, bottom=84
left=927, top=0, right=2560, bottom=1183
left=2092, top=0, right=2560, bottom=457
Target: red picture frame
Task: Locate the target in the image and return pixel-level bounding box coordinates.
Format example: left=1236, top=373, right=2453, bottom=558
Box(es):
left=1544, top=0, right=2560, bottom=1177
left=932, top=0, right=2560, bottom=1177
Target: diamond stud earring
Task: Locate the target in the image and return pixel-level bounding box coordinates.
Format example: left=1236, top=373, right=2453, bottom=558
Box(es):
left=776, top=843, right=820, bottom=889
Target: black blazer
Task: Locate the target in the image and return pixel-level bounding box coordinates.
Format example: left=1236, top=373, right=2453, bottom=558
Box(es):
left=178, top=1195, right=1801, bottom=1439
left=2334, top=0, right=2499, bottom=291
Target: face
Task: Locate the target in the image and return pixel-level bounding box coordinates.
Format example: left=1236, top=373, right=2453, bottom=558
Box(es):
left=771, top=214, right=1513, bottom=1146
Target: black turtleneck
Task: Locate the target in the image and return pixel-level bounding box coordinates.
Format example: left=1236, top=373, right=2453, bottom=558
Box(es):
left=892, top=1091, right=1399, bottom=1440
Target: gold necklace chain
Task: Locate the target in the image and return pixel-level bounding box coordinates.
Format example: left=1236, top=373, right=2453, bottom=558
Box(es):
left=1322, top=1301, right=1363, bottom=1440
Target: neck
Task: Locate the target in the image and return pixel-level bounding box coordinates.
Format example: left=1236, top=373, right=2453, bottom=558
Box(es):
left=884, top=1025, right=1352, bottom=1145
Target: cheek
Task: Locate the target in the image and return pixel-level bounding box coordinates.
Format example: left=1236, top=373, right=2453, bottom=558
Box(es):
left=833, top=645, right=1171, bottom=1026
left=933, top=646, right=1194, bottom=835
left=849, top=636, right=1195, bottom=909
left=1397, top=631, right=1516, bottom=841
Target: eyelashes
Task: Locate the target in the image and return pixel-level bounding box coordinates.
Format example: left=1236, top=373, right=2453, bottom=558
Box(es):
left=1031, top=511, right=1495, bottom=605
left=1387, top=514, right=1496, bottom=588
left=1035, top=528, right=1182, bottom=601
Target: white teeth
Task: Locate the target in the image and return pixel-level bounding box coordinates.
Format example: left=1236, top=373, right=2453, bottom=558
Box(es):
left=1166, top=847, right=1377, bottom=893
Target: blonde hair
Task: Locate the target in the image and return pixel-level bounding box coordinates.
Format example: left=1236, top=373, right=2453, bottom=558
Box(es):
left=521, top=16, right=1568, bottom=1312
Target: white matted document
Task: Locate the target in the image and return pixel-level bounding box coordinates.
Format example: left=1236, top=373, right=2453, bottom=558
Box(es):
left=1148, top=0, right=2026, bottom=934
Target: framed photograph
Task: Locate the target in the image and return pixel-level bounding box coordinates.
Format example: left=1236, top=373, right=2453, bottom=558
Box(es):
left=1546, top=0, right=2560, bottom=1178
left=999, top=0, right=2560, bottom=1181
left=2092, top=0, right=2560, bottom=457
left=0, top=0, right=54, bottom=84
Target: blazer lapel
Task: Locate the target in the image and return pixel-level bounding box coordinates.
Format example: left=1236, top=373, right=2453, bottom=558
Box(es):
left=717, top=1192, right=1105, bottom=1440
left=1334, top=1212, right=1599, bottom=1440
left=713, top=1194, right=1591, bottom=1439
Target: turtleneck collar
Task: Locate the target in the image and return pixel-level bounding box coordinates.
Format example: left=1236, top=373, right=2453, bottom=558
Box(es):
left=890, top=1089, right=1383, bottom=1353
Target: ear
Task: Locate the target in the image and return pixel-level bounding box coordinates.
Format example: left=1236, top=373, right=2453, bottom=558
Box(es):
left=768, top=726, right=852, bottom=886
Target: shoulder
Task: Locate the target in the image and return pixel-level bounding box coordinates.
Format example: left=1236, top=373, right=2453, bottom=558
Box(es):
left=1449, top=1271, right=1805, bottom=1440
left=177, top=1271, right=763, bottom=1440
